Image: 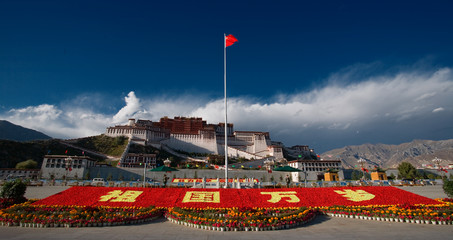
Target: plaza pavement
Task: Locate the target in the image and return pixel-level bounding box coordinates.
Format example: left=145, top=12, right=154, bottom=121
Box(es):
left=0, top=185, right=449, bottom=240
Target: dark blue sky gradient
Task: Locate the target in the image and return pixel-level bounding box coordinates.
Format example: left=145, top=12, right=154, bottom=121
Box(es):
left=2, top=0, right=452, bottom=109
left=1, top=1, right=453, bottom=152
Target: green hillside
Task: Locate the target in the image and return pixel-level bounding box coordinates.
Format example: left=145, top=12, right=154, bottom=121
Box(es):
left=69, top=135, right=129, bottom=157
left=0, top=134, right=184, bottom=169
left=0, top=135, right=129, bottom=169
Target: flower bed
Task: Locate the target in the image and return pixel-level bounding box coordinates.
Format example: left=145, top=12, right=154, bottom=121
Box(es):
left=1, top=186, right=451, bottom=229
left=165, top=207, right=317, bottom=231
left=318, top=201, right=453, bottom=225
left=0, top=197, right=27, bottom=209
left=0, top=200, right=162, bottom=227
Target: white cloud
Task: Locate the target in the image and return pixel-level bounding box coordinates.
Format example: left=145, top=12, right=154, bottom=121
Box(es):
left=9, top=104, right=62, bottom=122
left=432, top=107, right=445, bottom=113
left=112, top=91, right=142, bottom=124
left=415, top=92, right=437, bottom=101
left=1, top=65, right=452, bottom=151
left=4, top=104, right=111, bottom=139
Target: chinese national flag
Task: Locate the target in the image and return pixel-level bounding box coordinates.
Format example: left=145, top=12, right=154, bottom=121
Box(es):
left=225, top=34, right=238, bottom=47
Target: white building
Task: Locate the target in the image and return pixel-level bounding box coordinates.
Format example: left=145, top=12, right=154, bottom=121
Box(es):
left=41, top=155, right=96, bottom=179
left=120, top=153, right=157, bottom=168
left=106, top=119, right=170, bottom=145
left=288, top=159, right=343, bottom=182
left=0, top=168, right=40, bottom=180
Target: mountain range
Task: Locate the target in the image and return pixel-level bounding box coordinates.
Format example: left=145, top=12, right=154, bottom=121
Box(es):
left=320, top=139, right=453, bottom=169
left=0, top=120, right=51, bottom=142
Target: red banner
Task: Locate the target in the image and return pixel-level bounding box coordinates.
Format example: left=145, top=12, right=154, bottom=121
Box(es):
left=172, top=178, right=259, bottom=183
left=33, top=186, right=438, bottom=208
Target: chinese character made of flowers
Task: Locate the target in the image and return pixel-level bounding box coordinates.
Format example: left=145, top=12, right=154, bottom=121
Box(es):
left=334, top=189, right=375, bottom=202
left=99, top=190, right=144, bottom=202
left=260, top=191, right=300, bottom=203
left=182, top=191, right=220, bottom=203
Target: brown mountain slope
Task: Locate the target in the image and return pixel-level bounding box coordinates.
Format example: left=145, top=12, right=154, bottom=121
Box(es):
left=320, top=139, right=453, bottom=169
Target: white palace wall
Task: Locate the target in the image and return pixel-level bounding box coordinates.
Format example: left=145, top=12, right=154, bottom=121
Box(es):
left=252, top=136, right=270, bottom=157
left=106, top=127, right=168, bottom=145
left=223, top=146, right=264, bottom=160
left=161, top=134, right=219, bottom=154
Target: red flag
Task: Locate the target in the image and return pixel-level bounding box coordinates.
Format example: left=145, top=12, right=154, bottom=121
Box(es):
left=225, top=34, right=238, bottom=47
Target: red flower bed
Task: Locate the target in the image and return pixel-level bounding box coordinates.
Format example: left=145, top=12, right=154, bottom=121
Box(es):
left=33, top=186, right=439, bottom=208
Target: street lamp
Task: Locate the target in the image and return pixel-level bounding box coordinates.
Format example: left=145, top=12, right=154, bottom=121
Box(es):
left=432, top=157, right=443, bottom=177
left=358, top=158, right=367, bottom=180
left=264, top=159, right=274, bottom=171
left=164, top=158, right=171, bottom=167
left=64, top=157, right=73, bottom=181
left=142, top=161, right=147, bottom=187
left=303, top=161, right=307, bottom=188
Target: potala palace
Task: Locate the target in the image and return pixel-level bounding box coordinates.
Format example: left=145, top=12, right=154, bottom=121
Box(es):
left=105, top=117, right=286, bottom=160
left=104, top=117, right=344, bottom=181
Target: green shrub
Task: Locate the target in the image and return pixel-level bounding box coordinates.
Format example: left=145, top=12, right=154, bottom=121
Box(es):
left=397, top=162, right=417, bottom=179
left=15, top=159, right=38, bottom=169
left=1, top=179, right=27, bottom=200
left=443, top=178, right=453, bottom=198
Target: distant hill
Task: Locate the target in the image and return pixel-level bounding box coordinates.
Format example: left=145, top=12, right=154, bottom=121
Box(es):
left=321, top=139, right=453, bottom=169
left=0, top=139, right=100, bottom=169
left=0, top=134, right=182, bottom=169
left=0, top=120, right=51, bottom=141
left=0, top=135, right=132, bottom=169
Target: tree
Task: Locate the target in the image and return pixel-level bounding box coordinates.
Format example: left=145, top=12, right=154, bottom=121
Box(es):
left=427, top=173, right=436, bottom=180
left=415, top=170, right=427, bottom=179
left=351, top=170, right=363, bottom=180
left=1, top=179, right=27, bottom=200
left=397, top=162, right=417, bottom=179
left=388, top=173, right=396, bottom=180
left=15, top=159, right=38, bottom=169
left=443, top=178, right=453, bottom=198
left=106, top=172, right=113, bottom=181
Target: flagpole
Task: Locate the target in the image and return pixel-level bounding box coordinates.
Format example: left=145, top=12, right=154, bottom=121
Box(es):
left=224, top=33, right=229, bottom=187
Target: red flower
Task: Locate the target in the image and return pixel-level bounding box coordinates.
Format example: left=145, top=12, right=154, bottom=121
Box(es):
left=33, top=186, right=438, bottom=209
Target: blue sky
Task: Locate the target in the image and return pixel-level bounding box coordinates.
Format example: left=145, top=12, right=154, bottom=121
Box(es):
left=1, top=0, right=453, bottom=152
